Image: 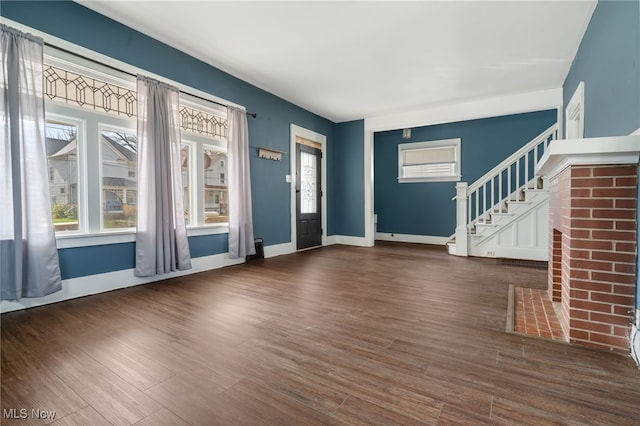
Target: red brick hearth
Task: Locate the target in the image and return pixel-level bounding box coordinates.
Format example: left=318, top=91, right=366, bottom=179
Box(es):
left=538, top=136, right=640, bottom=353
left=548, top=164, right=636, bottom=352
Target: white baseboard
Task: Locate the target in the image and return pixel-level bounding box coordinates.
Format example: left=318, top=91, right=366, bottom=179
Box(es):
left=262, top=237, right=368, bottom=257
left=630, top=128, right=640, bottom=136
left=470, top=246, right=548, bottom=261
left=0, top=253, right=245, bottom=314
left=336, top=235, right=369, bottom=246
left=327, top=235, right=369, bottom=247
left=494, top=246, right=547, bottom=261
left=375, top=232, right=449, bottom=245
left=326, top=235, right=338, bottom=245
left=264, top=242, right=295, bottom=258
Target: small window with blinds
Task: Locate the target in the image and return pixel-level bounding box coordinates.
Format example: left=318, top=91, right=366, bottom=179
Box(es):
left=398, top=138, right=461, bottom=183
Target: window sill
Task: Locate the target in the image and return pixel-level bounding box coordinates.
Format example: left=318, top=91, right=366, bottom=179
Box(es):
left=55, top=224, right=229, bottom=249
left=398, top=175, right=461, bottom=183
left=56, top=230, right=135, bottom=248
left=187, top=224, right=229, bottom=236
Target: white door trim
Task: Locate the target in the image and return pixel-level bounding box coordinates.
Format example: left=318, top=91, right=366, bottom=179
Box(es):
left=566, top=81, right=585, bottom=139
left=290, top=124, right=327, bottom=249
left=364, top=129, right=375, bottom=247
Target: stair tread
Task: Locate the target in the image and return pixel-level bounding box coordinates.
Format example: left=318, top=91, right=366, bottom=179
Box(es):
left=453, top=127, right=555, bottom=258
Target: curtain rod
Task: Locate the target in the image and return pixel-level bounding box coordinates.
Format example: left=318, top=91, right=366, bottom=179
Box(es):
left=44, top=42, right=257, bottom=118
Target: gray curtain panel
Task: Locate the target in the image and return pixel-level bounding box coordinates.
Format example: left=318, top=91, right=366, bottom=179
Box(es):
left=135, top=76, right=191, bottom=276
left=0, top=24, right=62, bottom=300
left=227, top=106, right=256, bottom=258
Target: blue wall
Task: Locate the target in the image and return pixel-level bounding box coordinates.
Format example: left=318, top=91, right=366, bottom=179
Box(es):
left=2, top=1, right=336, bottom=278
left=562, top=0, right=640, bottom=309
left=58, top=233, right=229, bottom=279
left=58, top=243, right=135, bottom=280
left=374, top=110, right=557, bottom=237
left=331, top=120, right=365, bottom=237
left=563, top=0, right=640, bottom=138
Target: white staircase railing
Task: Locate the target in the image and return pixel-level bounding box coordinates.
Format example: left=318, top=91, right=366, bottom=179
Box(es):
left=451, top=124, right=558, bottom=256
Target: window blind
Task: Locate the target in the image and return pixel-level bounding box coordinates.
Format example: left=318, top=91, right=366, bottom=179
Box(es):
left=401, top=146, right=456, bottom=178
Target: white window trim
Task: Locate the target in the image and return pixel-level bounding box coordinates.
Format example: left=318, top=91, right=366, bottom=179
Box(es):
left=566, top=81, right=585, bottom=139
left=181, top=140, right=196, bottom=228
left=398, top=138, right=461, bottom=183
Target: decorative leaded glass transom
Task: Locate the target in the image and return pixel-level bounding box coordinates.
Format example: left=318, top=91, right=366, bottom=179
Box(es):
left=43, top=64, right=228, bottom=139
left=44, top=64, right=136, bottom=117
left=179, top=105, right=227, bottom=139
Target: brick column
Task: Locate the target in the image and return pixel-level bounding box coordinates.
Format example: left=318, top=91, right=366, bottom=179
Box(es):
left=548, top=164, right=637, bottom=352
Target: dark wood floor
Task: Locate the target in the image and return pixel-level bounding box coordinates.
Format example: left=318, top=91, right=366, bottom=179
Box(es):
left=2, top=242, right=639, bottom=425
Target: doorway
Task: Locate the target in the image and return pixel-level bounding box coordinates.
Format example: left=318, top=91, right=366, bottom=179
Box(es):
left=290, top=124, right=326, bottom=251
left=296, top=142, right=322, bottom=249
left=565, top=81, right=584, bottom=139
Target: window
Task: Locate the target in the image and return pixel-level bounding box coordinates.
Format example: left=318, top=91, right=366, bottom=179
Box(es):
left=46, top=119, right=79, bottom=232
left=101, top=129, right=137, bottom=229
left=181, top=98, right=229, bottom=228
left=203, top=145, right=228, bottom=224
left=398, top=138, right=461, bottom=183
left=181, top=144, right=191, bottom=224
left=42, top=44, right=230, bottom=240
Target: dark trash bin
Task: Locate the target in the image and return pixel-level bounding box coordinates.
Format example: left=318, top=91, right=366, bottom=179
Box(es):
left=246, top=238, right=264, bottom=261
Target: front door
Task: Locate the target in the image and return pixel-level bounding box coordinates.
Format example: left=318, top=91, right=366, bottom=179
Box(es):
left=296, top=143, right=322, bottom=250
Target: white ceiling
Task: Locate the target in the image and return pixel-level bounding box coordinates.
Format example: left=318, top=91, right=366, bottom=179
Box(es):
left=76, top=1, right=596, bottom=123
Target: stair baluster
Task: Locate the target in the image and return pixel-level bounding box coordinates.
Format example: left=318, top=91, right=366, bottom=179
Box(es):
left=448, top=123, right=558, bottom=256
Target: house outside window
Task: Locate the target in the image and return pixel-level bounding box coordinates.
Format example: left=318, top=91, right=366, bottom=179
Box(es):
left=46, top=120, right=79, bottom=232
left=398, top=138, right=461, bottom=183
left=181, top=144, right=191, bottom=224
left=101, top=129, right=137, bottom=229
left=203, top=146, right=228, bottom=223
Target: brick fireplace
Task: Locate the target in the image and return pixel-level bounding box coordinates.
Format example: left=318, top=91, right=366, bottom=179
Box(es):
left=538, top=136, right=640, bottom=353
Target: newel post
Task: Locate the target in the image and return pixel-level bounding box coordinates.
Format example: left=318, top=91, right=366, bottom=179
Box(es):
left=454, top=182, right=468, bottom=256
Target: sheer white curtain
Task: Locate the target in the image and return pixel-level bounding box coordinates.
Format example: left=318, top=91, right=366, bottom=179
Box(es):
left=135, top=76, right=191, bottom=276
left=0, top=24, right=62, bottom=300
left=227, top=107, right=255, bottom=258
